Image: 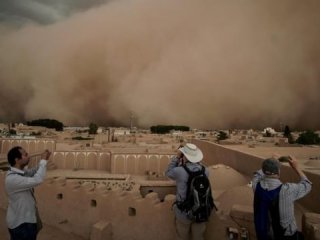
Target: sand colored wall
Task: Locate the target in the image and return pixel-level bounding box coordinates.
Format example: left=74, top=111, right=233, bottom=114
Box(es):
left=193, top=140, right=263, bottom=174
left=193, top=140, right=320, bottom=213
left=0, top=172, right=253, bottom=240
left=111, top=153, right=174, bottom=175
left=0, top=172, right=177, bottom=240
left=302, top=213, right=320, bottom=240
left=52, top=151, right=112, bottom=171
left=1, top=139, right=319, bottom=239
left=0, top=139, right=56, bottom=155
left=50, top=152, right=173, bottom=173
left=0, top=139, right=174, bottom=175
left=0, top=139, right=56, bottom=169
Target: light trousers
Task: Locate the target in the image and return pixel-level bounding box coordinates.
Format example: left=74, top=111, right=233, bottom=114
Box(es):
left=175, top=217, right=206, bottom=240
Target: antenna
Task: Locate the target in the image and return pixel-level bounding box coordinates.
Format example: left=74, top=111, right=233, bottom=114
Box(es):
left=130, top=113, right=134, bottom=131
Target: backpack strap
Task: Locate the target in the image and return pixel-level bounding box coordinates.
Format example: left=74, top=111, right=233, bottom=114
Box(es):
left=183, top=164, right=204, bottom=176
left=182, top=164, right=192, bottom=175
left=176, top=164, right=201, bottom=211
left=200, top=165, right=205, bottom=175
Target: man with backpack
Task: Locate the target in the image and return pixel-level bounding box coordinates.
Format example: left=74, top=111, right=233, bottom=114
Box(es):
left=252, top=156, right=312, bottom=240
left=166, top=143, right=215, bottom=240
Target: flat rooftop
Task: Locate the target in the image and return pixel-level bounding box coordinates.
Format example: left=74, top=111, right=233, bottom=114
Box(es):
left=0, top=208, right=85, bottom=240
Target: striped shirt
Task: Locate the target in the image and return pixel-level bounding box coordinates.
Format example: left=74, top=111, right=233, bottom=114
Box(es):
left=252, top=170, right=312, bottom=236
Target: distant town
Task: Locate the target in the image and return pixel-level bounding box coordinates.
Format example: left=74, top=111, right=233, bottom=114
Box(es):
left=0, top=120, right=319, bottom=240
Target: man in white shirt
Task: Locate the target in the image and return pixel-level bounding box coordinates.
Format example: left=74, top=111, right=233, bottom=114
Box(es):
left=5, top=146, right=51, bottom=240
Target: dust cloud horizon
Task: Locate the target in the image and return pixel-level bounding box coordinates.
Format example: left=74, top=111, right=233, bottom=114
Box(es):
left=0, top=0, right=320, bottom=129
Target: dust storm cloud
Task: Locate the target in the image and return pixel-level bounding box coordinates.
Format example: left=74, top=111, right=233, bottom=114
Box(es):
left=0, top=0, right=320, bottom=129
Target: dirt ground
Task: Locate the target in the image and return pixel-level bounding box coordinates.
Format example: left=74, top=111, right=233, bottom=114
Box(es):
left=225, top=145, right=320, bottom=160
left=0, top=208, right=86, bottom=240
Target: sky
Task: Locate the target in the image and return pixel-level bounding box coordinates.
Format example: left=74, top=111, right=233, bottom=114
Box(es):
left=0, top=0, right=320, bottom=129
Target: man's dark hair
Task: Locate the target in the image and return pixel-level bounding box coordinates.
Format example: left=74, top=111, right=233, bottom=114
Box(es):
left=7, top=146, right=22, bottom=166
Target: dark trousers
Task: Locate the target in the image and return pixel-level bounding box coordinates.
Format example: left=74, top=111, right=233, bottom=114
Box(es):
left=282, top=231, right=304, bottom=240
left=8, top=223, right=37, bottom=240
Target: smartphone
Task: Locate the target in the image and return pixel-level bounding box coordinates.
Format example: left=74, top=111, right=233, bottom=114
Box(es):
left=279, top=156, right=290, bottom=162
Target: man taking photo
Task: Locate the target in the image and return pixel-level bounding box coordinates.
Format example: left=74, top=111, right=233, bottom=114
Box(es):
left=5, top=146, right=51, bottom=240
left=252, top=155, right=312, bottom=240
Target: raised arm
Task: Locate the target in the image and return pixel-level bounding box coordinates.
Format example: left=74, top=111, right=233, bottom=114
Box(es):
left=166, top=156, right=180, bottom=180
left=24, top=150, right=51, bottom=177
left=6, top=160, right=47, bottom=193
left=286, top=156, right=312, bottom=200
left=6, top=150, right=51, bottom=193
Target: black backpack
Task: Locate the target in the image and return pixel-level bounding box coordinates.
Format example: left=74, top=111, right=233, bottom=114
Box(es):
left=177, top=165, right=217, bottom=222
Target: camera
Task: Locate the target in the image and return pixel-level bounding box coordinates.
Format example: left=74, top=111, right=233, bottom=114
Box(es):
left=278, top=156, right=290, bottom=162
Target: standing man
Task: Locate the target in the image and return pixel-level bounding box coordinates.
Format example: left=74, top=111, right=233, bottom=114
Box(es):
left=252, top=156, right=312, bottom=240
left=166, top=143, right=211, bottom=240
left=5, top=146, right=51, bottom=240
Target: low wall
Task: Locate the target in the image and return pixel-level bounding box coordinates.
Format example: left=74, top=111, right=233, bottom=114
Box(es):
left=49, top=151, right=174, bottom=174
left=52, top=151, right=112, bottom=171
left=0, top=172, right=240, bottom=240
left=0, top=172, right=175, bottom=240
left=111, top=153, right=174, bottom=175
left=0, top=138, right=56, bottom=155
left=0, top=139, right=175, bottom=175
left=1, top=139, right=319, bottom=239
left=193, top=140, right=320, bottom=213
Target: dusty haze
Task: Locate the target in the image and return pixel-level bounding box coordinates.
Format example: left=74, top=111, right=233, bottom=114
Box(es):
left=0, top=0, right=320, bottom=129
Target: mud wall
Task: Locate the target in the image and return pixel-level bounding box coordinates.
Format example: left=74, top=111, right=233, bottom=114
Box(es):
left=193, top=140, right=320, bottom=213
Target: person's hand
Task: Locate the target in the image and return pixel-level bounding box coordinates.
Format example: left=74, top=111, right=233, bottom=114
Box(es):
left=176, top=149, right=186, bottom=166
left=287, top=155, right=299, bottom=170
left=41, top=150, right=51, bottom=160
left=176, top=150, right=183, bottom=159
left=287, top=155, right=306, bottom=178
